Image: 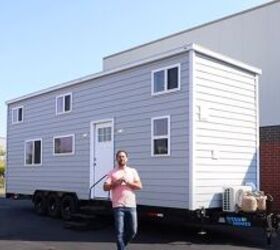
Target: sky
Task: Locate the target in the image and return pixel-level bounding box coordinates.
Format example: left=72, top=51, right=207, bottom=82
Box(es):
left=0, top=0, right=268, bottom=137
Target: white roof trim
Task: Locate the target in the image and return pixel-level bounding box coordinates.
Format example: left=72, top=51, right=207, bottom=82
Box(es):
left=6, top=43, right=261, bottom=105
left=191, top=44, right=262, bottom=75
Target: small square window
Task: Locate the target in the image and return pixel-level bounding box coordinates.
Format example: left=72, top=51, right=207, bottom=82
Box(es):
left=12, top=106, right=23, bottom=124
left=98, top=127, right=112, bottom=142
left=56, top=93, right=72, bottom=115
left=54, top=135, right=74, bottom=155
left=152, top=64, right=180, bottom=95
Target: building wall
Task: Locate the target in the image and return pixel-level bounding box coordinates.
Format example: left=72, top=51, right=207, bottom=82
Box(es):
left=260, top=126, right=280, bottom=210
left=6, top=52, right=190, bottom=208
left=103, top=0, right=280, bottom=127
left=193, top=53, right=258, bottom=209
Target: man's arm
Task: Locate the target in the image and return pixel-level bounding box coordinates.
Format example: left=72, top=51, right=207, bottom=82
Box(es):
left=125, top=180, right=142, bottom=190
left=124, top=170, right=143, bottom=190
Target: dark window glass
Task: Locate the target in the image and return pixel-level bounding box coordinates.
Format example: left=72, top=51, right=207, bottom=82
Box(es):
left=34, top=141, right=41, bottom=164
left=167, top=67, right=178, bottom=90
left=18, top=108, right=23, bottom=121
left=55, top=136, right=73, bottom=154
left=65, top=95, right=71, bottom=112
left=153, top=70, right=165, bottom=93
left=154, top=138, right=168, bottom=155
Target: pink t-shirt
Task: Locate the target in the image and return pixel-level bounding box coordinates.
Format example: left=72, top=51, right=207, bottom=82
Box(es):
left=105, top=166, right=140, bottom=208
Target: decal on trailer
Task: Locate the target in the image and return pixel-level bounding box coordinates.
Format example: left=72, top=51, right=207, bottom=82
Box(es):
left=225, top=216, right=251, bottom=227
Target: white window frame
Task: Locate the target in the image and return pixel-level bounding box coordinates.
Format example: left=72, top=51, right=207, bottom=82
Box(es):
left=56, top=92, right=72, bottom=115
left=53, top=134, right=75, bottom=156
left=151, top=115, right=171, bottom=157
left=151, top=64, right=181, bottom=96
left=24, top=138, right=42, bottom=166
left=12, top=106, right=24, bottom=124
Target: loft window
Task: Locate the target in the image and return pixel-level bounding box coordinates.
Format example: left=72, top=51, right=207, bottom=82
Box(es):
left=12, top=106, right=23, bottom=124
left=56, top=93, right=72, bottom=115
left=152, top=64, right=180, bottom=95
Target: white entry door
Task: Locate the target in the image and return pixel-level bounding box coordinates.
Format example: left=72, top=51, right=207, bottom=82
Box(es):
left=91, top=120, right=114, bottom=198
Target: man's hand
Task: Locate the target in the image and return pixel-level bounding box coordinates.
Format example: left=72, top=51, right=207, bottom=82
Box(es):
left=122, top=177, right=143, bottom=190
left=104, top=176, right=143, bottom=191
left=103, top=177, right=124, bottom=191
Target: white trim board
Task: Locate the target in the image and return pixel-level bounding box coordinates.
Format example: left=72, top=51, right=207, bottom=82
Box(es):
left=6, top=43, right=261, bottom=105
left=256, top=75, right=260, bottom=190
left=188, top=49, right=196, bottom=210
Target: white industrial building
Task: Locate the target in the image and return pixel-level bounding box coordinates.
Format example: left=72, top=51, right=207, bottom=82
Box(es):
left=103, top=0, right=280, bottom=128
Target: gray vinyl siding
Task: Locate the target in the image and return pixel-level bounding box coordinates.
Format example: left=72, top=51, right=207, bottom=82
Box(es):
left=6, top=52, right=190, bottom=208
left=193, top=53, right=258, bottom=209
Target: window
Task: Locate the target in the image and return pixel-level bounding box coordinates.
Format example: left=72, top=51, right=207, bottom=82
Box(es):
left=25, top=139, right=42, bottom=166
left=53, top=134, right=75, bottom=155
left=151, top=116, right=170, bottom=156
left=98, top=127, right=112, bottom=142
left=12, top=106, right=23, bottom=124
left=56, top=93, right=72, bottom=115
left=152, top=64, right=180, bottom=95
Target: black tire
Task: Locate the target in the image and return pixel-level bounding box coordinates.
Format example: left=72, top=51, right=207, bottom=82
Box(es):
left=33, top=192, right=47, bottom=216
left=47, top=193, right=61, bottom=218
left=61, top=194, right=78, bottom=220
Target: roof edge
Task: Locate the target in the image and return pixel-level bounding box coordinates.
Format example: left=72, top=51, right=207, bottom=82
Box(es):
left=6, top=43, right=261, bottom=105
left=103, top=0, right=278, bottom=60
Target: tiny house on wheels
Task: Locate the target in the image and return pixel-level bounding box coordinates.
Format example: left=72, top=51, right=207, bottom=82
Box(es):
left=5, top=43, right=261, bottom=219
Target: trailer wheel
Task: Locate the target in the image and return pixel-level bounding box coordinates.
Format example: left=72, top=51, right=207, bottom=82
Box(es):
left=61, top=194, right=78, bottom=220
left=47, top=193, right=61, bottom=218
left=33, top=192, right=47, bottom=216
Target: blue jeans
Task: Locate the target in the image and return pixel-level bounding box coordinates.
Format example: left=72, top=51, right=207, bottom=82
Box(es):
left=113, top=207, right=137, bottom=250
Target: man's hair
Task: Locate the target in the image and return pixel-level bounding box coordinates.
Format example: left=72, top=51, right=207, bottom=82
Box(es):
left=116, top=150, right=128, bottom=158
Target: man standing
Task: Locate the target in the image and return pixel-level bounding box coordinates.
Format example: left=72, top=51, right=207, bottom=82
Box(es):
left=103, top=150, right=143, bottom=250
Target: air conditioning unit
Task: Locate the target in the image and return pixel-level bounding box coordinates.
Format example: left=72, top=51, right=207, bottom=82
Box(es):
left=223, top=186, right=252, bottom=212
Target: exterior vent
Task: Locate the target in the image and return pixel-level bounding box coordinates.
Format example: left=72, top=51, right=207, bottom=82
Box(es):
left=223, top=186, right=253, bottom=212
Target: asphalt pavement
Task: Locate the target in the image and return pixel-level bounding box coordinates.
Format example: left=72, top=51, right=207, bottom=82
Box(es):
left=0, top=198, right=279, bottom=250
